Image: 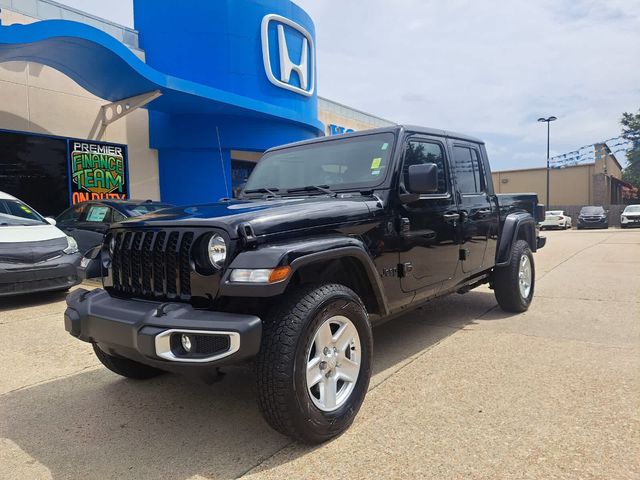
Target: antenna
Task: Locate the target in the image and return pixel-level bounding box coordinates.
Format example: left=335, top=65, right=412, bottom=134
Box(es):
left=216, top=126, right=230, bottom=199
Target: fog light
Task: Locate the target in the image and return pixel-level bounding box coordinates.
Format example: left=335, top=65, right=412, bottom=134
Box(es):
left=181, top=334, right=193, bottom=353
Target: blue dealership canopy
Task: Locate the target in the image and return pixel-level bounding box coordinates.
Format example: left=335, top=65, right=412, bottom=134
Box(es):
left=0, top=19, right=323, bottom=132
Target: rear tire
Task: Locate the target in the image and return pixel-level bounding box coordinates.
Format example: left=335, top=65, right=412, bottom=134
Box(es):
left=93, top=344, right=165, bottom=380
left=493, top=240, right=535, bottom=313
left=256, top=283, right=373, bottom=444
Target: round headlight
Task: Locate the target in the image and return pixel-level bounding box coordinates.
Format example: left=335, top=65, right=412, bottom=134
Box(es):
left=207, top=234, right=227, bottom=269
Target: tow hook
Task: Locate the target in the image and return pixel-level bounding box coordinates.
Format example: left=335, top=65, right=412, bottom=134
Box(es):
left=154, top=303, right=181, bottom=317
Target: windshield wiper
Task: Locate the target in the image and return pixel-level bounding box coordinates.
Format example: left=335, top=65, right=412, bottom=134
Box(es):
left=286, top=185, right=337, bottom=197
left=243, top=187, right=280, bottom=198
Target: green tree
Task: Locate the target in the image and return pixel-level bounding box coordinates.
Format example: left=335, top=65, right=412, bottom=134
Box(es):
left=620, top=108, right=640, bottom=187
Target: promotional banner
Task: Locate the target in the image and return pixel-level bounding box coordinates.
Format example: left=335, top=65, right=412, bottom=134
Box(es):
left=68, top=140, right=129, bottom=205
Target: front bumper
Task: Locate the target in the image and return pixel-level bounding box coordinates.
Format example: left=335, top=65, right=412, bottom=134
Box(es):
left=0, top=253, right=81, bottom=296
left=578, top=218, right=608, bottom=229
left=541, top=220, right=566, bottom=229
left=621, top=216, right=640, bottom=227
left=64, top=289, right=262, bottom=377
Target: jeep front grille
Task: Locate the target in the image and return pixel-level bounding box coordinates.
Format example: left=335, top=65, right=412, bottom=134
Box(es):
left=109, top=230, right=195, bottom=300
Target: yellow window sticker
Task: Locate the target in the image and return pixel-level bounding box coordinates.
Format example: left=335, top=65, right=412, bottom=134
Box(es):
left=20, top=205, right=33, bottom=214
left=381, top=143, right=389, bottom=150
left=371, top=157, right=382, bottom=169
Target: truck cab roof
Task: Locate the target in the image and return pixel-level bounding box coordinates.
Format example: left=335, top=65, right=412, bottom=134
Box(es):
left=266, top=124, right=485, bottom=154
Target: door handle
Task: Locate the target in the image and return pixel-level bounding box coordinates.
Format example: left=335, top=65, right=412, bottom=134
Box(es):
left=443, top=213, right=460, bottom=221
left=477, top=209, right=492, bottom=215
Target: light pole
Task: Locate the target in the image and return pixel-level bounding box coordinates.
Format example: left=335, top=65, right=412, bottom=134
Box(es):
left=538, top=116, right=557, bottom=207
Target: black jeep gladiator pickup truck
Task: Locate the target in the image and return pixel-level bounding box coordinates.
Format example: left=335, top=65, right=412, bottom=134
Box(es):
left=65, top=125, right=545, bottom=443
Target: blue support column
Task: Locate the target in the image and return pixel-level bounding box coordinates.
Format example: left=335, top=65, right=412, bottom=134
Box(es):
left=158, top=148, right=232, bottom=205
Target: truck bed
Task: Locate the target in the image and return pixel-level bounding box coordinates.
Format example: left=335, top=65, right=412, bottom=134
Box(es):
left=496, top=193, right=544, bottom=224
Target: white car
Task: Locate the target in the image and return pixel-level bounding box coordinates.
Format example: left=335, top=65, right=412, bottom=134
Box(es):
left=620, top=204, right=640, bottom=228
left=541, top=210, right=572, bottom=230
left=0, top=191, right=81, bottom=296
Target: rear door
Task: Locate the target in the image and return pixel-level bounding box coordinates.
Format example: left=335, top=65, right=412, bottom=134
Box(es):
left=450, top=142, right=497, bottom=273
left=397, top=135, right=460, bottom=295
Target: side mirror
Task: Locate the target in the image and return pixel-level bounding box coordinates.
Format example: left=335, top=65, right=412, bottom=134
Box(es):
left=407, top=163, right=439, bottom=194
left=45, top=217, right=57, bottom=226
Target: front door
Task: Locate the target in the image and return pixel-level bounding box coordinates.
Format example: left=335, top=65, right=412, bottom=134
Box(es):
left=451, top=143, right=495, bottom=273
left=398, top=136, right=460, bottom=294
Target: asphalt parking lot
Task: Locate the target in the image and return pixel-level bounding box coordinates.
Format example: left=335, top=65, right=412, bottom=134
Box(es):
left=0, top=229, right=638, bottom=479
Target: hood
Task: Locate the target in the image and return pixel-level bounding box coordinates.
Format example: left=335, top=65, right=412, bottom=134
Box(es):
left=118, top=195, right=378, bottom=237
left=0, top=224, right=66, bottom=243
left=0, top=225, right=68, bottom=264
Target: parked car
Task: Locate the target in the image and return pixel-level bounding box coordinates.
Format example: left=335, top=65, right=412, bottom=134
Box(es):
left=620, top=204, right=640, bottom=228
left=56, top=199, right=174, bottom=255
left=577, top=206, right=609, bottom=229
left=65, top=125, right=545, bottom=444
left=0, top=190, right=81, bottom=296
left=541, top=210, right=572, bottom=230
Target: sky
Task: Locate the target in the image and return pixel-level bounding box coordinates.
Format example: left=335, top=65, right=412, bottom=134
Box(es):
left=55, top=0, right=640, bottom=170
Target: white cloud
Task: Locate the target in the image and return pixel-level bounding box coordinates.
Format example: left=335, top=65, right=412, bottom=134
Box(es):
left=296, top=0, right=640, bottom=170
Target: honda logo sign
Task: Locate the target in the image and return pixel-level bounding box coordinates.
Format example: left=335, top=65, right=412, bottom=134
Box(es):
left=261, top=14, right=315, bottom=97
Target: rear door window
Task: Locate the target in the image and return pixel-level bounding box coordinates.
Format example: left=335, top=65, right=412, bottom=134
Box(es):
left=453, top=146, right=484, bottom=194
left=112, top=209, right=127, bottom=222
left=85, top=205, right=111, bottom=223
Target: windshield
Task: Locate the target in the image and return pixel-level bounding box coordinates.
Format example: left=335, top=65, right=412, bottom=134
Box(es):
left=125, top=204, right=173, bottom=216
left=623, top=205, right=640, bottom=213
left=243, top=133, right=395, bottom=194
left=0, top=199, right=47, bottom=226
left=580, top=206, right=604, bottom=215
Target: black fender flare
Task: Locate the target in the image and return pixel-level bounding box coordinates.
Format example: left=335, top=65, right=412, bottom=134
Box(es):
left=495, top=213, right=537, bottom=267
left=219, top=235, right=389, bottom=315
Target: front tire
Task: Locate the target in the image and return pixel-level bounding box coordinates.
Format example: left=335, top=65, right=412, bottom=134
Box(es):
left=493, top=240, right=535, bottom=313
left=93, top=344, right=165, bottom=380
left=256, top=283, right=373, bottom=444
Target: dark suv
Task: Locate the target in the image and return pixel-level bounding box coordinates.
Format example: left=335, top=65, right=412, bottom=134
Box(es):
left=577, top=206, right=609, bottom=229
left=65, top=125, right=545, bottom=443
left=56, top=200, right=174, bottom=255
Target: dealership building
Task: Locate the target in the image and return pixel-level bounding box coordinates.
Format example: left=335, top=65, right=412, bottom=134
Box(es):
left=0, top=0, right=393, bottom=216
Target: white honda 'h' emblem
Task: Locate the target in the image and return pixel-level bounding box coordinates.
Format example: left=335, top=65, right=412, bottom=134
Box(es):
left=261, top=14, right=315, bottom=97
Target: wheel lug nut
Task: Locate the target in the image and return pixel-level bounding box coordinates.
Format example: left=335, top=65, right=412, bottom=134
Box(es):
left=319, top=361, right=327, bottom=370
